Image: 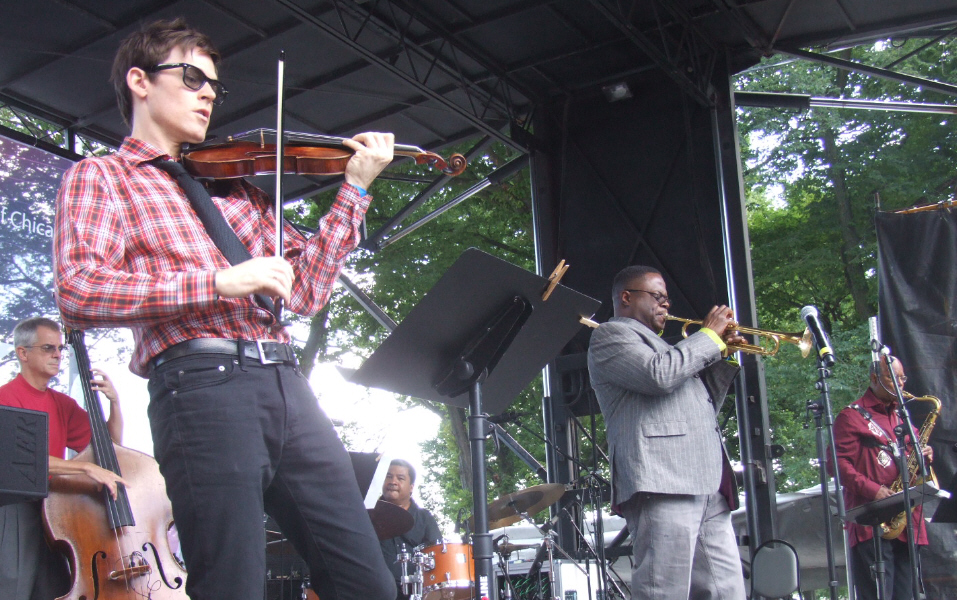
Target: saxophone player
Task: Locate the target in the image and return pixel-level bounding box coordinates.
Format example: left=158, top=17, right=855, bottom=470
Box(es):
left=830, top=356, right=933, bottom=600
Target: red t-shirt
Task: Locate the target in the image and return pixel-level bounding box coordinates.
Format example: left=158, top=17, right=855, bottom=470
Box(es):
left=0, top=373, right=92, bottom=458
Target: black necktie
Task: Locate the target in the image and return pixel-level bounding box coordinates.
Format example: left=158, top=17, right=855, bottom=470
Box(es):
left=153, top=158, right=274, bottom=313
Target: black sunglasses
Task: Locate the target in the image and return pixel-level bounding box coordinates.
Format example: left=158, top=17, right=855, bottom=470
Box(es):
left=147, top=63, right=228, bottom=105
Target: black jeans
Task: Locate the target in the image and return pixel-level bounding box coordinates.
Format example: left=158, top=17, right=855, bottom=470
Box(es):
left=147, top=353, right=395, bottom=600
left=851, top=538, right=919, bottom=600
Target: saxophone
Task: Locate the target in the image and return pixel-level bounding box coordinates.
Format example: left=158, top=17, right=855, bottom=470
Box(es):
left=879, top=392, right=941, bottom=539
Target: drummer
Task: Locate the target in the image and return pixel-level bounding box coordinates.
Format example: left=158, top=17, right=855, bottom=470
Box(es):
left=379, top=459, right=442, bottom=600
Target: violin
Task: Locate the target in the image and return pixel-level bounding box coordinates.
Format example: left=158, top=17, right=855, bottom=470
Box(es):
left=43, top=330, right=187, bottom=599
left=182, top=128, right=468, bottom=179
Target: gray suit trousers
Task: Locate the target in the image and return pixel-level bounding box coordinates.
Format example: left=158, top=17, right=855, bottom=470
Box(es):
left=620, top=491, right=745, bottom=600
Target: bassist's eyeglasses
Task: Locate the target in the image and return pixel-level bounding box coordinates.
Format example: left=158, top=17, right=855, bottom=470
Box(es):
left=22, top=344, right=68, bottom=354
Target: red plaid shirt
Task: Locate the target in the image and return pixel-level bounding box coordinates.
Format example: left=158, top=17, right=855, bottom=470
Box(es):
left=54, top=137, right=370, bottom=376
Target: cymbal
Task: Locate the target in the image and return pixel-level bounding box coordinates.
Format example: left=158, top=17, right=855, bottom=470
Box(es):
left=368, top=499, right=414, bottom=540
left=486, top=483, right=567, bottom=530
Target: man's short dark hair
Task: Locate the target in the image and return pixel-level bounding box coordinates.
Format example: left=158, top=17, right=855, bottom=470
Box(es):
left=390, top=459, right=416, bottom=486
left=611, top=265, right=661, bottom=304
left=111, top=18, right=221, bottom=127
left=12, top=317, right=61, bottom=350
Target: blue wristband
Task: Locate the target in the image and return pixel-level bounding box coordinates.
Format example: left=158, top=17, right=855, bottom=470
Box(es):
left=352, top=184, right=368, bottom=196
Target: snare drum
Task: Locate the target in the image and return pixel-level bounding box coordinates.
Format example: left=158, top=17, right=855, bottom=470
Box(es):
left=421, top=542, right=474, bottom=600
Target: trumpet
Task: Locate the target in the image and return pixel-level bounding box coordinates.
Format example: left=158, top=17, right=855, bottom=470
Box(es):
left=665, top=315, right=812, bottom=358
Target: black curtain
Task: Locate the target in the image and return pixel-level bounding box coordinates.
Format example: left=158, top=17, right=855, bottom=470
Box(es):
left=876, top=207, right=957, bottom=599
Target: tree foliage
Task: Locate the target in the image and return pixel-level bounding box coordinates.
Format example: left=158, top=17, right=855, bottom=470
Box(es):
left=281, top=37, right=957, bottom=522
left=287, top=140, right=551, bottom=523
left=736, top=38, right=957, bottom=490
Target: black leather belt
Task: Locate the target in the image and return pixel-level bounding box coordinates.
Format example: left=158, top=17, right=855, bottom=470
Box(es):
left=150, top=339, right=298, bottom=370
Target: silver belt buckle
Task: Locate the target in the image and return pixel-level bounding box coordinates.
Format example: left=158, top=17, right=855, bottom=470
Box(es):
left=256, top=340, right=283, bottom=364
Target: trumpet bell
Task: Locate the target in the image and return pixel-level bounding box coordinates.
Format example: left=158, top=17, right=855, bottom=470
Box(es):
left=666, top=314, right=813, bottom=358
left=797, top=328, right=812, bottom=358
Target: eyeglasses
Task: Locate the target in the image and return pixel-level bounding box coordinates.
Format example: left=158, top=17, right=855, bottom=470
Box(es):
left=22, top=344, right=68, bottom=354
left=147, top=63, right=228, bottom=105
left=625, top=289, right=670, bottom=305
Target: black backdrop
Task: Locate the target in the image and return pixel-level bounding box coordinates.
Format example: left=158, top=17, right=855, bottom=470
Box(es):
left=877, top=208, right=957, bottom=598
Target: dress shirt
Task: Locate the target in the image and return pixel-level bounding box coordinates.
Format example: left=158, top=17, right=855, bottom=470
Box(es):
left=54, top=137, right=371, bottom=376
left=830, top=388, right=927, bottom=546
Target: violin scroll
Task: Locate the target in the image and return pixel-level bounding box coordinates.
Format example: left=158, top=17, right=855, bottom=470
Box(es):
left=416, top=151, right=467, bottom=176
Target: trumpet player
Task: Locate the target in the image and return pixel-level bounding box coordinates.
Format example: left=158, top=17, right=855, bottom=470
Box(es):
left=587, top=265, right=748, bottom=599
left=829, top=356, right=933, bottom=600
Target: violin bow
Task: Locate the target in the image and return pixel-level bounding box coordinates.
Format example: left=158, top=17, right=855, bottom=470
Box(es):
left=273, top=50, right=285, bottom=323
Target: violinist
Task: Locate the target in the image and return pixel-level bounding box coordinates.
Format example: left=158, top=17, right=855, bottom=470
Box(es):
left=53, top=17, right=397, bottom=600
left=0, top=317, right=125, bottom=600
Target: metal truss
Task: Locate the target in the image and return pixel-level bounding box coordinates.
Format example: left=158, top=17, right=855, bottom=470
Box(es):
left=0, top=98, right=111, bottom=159
left=586, top=0, right=720, bottom=106
left=779, top=47, right=957, bottom=98
left=273, top=0, right=530, bottom=151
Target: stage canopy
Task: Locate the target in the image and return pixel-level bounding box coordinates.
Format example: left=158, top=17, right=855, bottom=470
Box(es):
left=3, top=2, right=957, bottom=315
left=4, top=0, right=957, bottom=574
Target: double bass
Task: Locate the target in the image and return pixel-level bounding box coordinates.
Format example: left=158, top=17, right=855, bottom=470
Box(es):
left=43, top=330, right=187, bottom=599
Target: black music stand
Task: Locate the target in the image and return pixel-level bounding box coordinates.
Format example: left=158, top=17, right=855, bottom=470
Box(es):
left=0, top=405, right=48, bottom=507
left=931, top=472, right=957, bottom=525
left=846, top=482, right=940, bottom=528
left=349, top=451, right=384, bottom=505
left=350, top=248, right=600, bottom=599
left=846, top=483, right=939, bottom=600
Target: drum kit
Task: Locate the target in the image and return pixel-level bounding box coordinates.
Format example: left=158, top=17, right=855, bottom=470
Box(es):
left=398, top=483, right=572, bottom=600
left=265, top=500, right=413, bottom=600
left=265, top=484, right=571, bottom=600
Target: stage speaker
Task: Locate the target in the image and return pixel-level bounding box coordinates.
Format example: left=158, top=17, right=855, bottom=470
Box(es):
left=0, top=405, right=48, bottom=506
left=493, top=559, right=599, bottom=600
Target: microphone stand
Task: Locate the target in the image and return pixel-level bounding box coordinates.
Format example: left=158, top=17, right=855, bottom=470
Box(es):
left=883, top=352, right=926, bottom=600
left=560, top=501, right=627, bottom=600
left=490, top=423, right=548, bottom=482
left=806, top=359, right=851, bottom=600
left=512, top=417, right=590, bottom=473
left=522, top=511, right=583, bottom=600
left=492, top=535, right=520, bottom=600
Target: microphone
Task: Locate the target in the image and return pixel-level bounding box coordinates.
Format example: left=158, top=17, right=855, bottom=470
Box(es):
left=487, top=411, right=523, bottom=425
left=868, top=316, right=881, bottom=368
left=801, top=305, right=836, bottom=367
left=540, top=514, right=560, bottom=534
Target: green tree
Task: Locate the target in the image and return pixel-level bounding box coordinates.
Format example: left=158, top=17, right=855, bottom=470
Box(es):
left=287, top=142, right=550, bottom=524
left=735, top=37, right=957, bottom=490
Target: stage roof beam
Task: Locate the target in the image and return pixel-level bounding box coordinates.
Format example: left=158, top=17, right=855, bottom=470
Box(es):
left=736, top=91, right=957, bottom=114
left=585, top=0, right=715, bottom=107
left=274, top=0, right=525, bottom=150
left=362, top=135, right=496, bottom=251
left=779, top=47, right=957, bottom=98
left=375, top=153, right=529, bottom=251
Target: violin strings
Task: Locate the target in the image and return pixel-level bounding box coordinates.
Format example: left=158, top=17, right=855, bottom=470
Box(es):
left=225, top=127, right=425, bottom=154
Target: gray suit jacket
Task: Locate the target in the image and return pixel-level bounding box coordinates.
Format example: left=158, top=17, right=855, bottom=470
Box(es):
left=587, top=317, right=739, bottom=507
